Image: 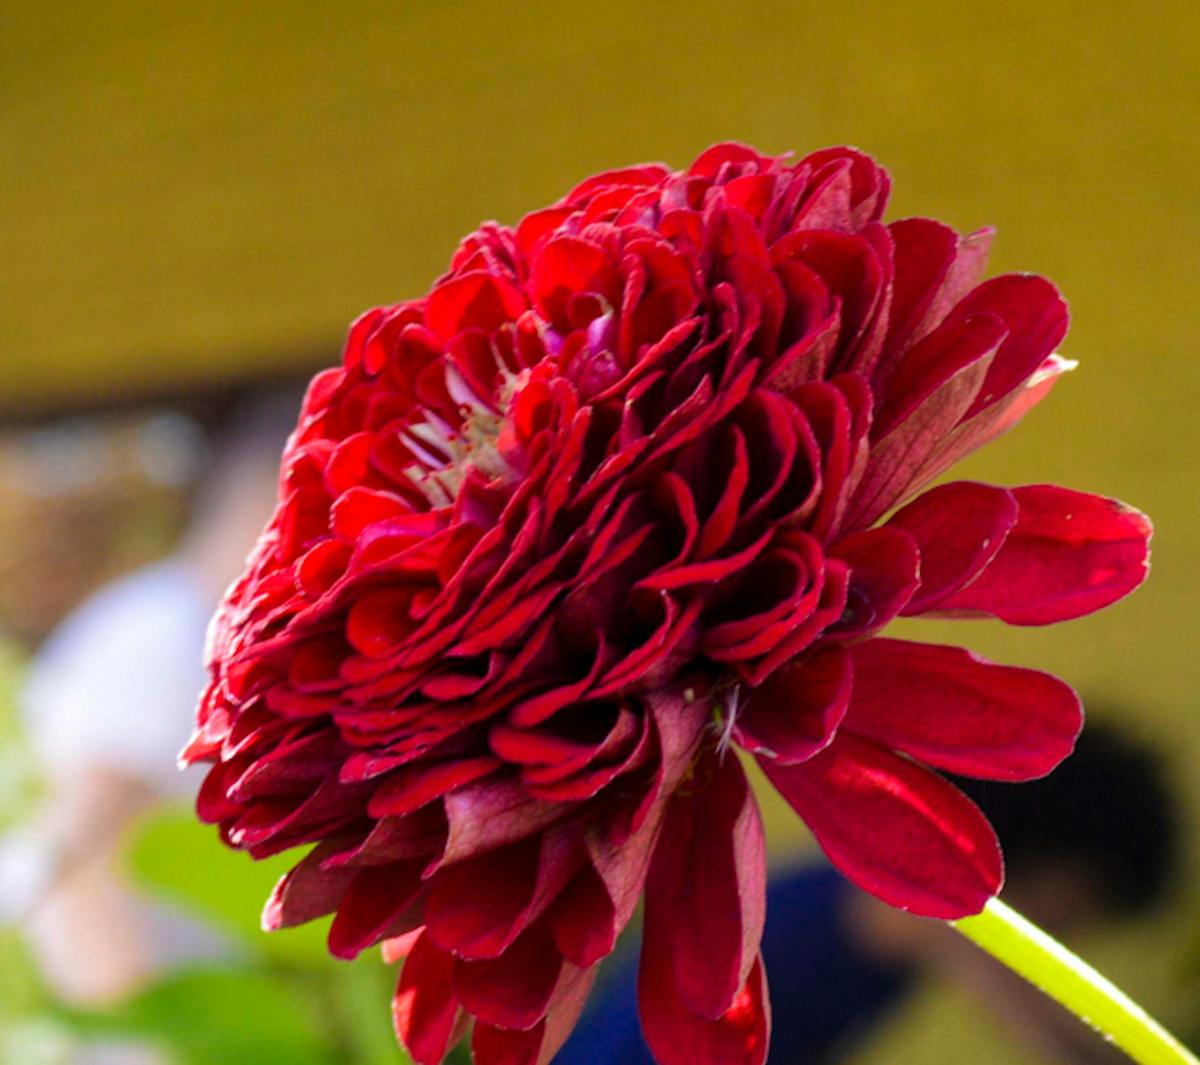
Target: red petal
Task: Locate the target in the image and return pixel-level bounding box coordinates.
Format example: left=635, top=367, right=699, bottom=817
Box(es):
left=848, top=313, right=1004, bottom=527
left=735, top=645, right=851, bottom=764
left=843, top=638, right=1082, bottom=780
left=933, top=486, right=1152, bottom=624
left=638, top=941, right=771, bottom=1065
left=761, top=732, right=1002, bottom=917
left=425, top=829, right=582, bottom=960
left=471, top=965, right=596, bottom=1065
left=392, top=932, right=463, bottom=1065
left=530, top=236, right=619, bottom=329
left=453, top=924, right=563, bottom=1030
left=328, top=861, right=425, bottom=959
left=367, top=756, right=500, bottom=819
left=828, top=526, right=920, bottom=636
left=425, top=270, right=527, bottom=339
left=889, top=481, right=1019, bottom=615
left=649, top=750, right=767, bottom=1019
left=262, top=842, right=354, bottom=931
left=953, top=275, right=1069, bottom=417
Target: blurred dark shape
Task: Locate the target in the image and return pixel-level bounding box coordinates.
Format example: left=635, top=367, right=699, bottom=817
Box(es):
left=959, top=719, right=1181, bottom=919
left=557, top=719, right=1183, bottom=1065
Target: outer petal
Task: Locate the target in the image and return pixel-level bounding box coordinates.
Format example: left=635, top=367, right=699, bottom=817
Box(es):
left=760, top=732, right=1002, bottom=917
left=953, top=274, right=1069, bottom=417
left=471, top=965, right=596, bottom=1065
left=651, top=750, right=767, bottom=1019
left=932, top=485, right=1152, bottom=624
left=734, top=645, right=851, bottom=764
left=842, top=638, right=1082, bottom=780
left=889, top=481, right=1019, bottom=615
left=392, top=932, right=463, bottom=1065
left=846, top=313, right=1003, bottom=527
left=638, top=946, right=771, bottom=1065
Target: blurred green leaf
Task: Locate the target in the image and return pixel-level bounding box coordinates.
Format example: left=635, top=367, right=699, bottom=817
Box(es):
left=123, top=806, right=416, bottom=1063
left=0, top=642, right=41, bottom=831
left=124, top=805, right=331, bottom=967
left=66, top=966, right=339, bottom=1065
left=0, top=927, right=52, bottom=1019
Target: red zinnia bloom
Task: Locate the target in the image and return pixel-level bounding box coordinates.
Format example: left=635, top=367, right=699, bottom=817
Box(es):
left=184, top=143, right=1151, bottom=1065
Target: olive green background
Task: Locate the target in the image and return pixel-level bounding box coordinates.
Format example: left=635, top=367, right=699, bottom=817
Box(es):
left=3, top=1, right=1198, bottom=1061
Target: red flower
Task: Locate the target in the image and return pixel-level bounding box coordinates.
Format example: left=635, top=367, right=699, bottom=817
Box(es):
left=184, top=143, right=1151, bottom=1065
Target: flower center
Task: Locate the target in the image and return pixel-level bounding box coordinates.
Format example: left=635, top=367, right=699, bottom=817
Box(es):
left=401, top=366, right=524, bottom=507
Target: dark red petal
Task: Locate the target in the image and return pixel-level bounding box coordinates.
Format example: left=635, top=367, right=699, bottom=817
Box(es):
left=392, top=932, right=462, bottom=1065
left=425, top=829, right=582, bottom=960
left=648, top=750, right=767, bottom=1019
left=883, top=220, right=993, bottom=361
left=262, top=841, right=354, bottom=931
left=638, top=940, right=771, bottom=1065
left=735, top=645, right=851, bottom=764
left=453, top=924, right=564, bottom=1030
left=471, top=965, right=596, bottom=1065
left=933, top=486, right=1152, bottom=624
left=843, top=638, right=1082, bottom=780
left=889, top=481, right=1019, bottom=615
left=328, top=861, right=425, bottom=959
left=761, top=732, right=1002, bottom=917
left=828, top=525, right=920, bottom=636
left=367, top=756, right=500, bottom=818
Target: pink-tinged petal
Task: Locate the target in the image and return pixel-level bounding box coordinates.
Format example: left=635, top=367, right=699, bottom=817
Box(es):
left=799, top=146, right=891, bottom=226
left=647, top=750, right=767, bottom=1019
left=638, top=937, right=771, bottom=1065
left=933, top=486, right=1152, bottom=624
left=381, top=927, right=424, bottom=964
left=952, top=274, right=1069, bottom=417
left=889, top=481, right=1019, bottom=615
left=439, top=777, right=562, bottom=866
left=735, top=645, right=851, bottom=764
left=828, top=526, right=920, bottom=636
left=907, top=353, right=1075, bottom=489
left=843, top=638, right=1083, bottom=781
left=392, top=932, right=463, bottom=1065
left=847, top=313, right=1004, bottom=528
left=262, top=841, right=355, bottom=931
left=761, top=732, right=1002, bottom=917
left=882, top=218, right=958, bottom=356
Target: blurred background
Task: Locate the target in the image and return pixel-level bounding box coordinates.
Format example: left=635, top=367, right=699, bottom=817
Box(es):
left=1, top=1, right=1197, bottom=1063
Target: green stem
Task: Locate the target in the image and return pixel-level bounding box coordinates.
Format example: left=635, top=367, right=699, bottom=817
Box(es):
left=953, top=898, right=1197, bottom=1065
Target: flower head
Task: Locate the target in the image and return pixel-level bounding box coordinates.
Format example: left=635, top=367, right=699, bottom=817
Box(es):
left=184, top=143, right=1151, bottom=1065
